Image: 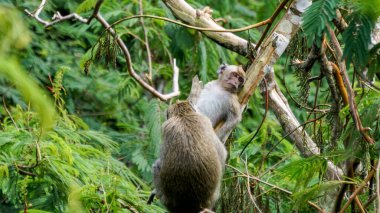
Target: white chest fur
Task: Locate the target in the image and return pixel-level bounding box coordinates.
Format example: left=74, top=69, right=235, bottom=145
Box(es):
left=195, top=81, right=232, bottom=127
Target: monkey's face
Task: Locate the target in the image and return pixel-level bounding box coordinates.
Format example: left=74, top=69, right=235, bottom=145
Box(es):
left=221, top=66, right=245, bottom=92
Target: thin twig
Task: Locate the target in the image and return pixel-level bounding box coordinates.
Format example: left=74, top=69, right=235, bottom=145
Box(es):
left=363, top=195, right=377, bottom=209
left=332, top=9, right=348, bottom=33
left=138, top=0, right=153, bottom=81
left=354, top=196, right=365, bottom=213
left=112, top=15, right=272, bottom=33
left=327, top=25, right=375, bottom=144
left=26, top=0, right=180, bottom=101
left=2, top=97, right=19, bottom=130
left=15, top=165, right=37, bottom=177
left=226, top=165, right=325, bottom=212
left=244, top=157, right=263, bottom=213
left=25, top=0, right=87, bottom=27
left=331, top=62, right=349, bottom=106
left=264, top=113, right=327, bottom=161
left=95, top=14, right=180, bottom=101
left=87, top=0, right=104, bottom=24
left=339, top=166, right=377, bottom=213
left=281, top=63, right=330, bottom=113
left=255, top=0, right=294, bottom=51
left=240, top=78, right=268, bottom=156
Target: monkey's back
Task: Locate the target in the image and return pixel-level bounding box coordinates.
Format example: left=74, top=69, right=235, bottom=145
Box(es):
left=160, top=113, right=222, bottom=213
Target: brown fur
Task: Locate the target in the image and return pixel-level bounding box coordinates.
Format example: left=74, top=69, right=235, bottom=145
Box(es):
left=153, top=101, right=226, bottom=213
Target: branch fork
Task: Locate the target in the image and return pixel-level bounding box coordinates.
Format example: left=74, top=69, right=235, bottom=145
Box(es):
left=26, top=0, right=180, bottom=101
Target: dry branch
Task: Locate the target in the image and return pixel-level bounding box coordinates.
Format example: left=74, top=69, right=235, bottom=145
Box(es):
left=339, top=167, right=376, bottom=213
left=162, top=0, right=253, bottom=56
left=24, top=0, right=87, bottom=27
left=26, top=0, right=180, bottom=101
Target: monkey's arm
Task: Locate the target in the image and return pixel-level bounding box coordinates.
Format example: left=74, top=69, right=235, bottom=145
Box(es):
left=215, top=105, right=242, bottom=143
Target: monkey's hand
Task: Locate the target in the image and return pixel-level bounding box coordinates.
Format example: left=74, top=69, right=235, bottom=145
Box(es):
left=147, top=190, right=156, bottom=204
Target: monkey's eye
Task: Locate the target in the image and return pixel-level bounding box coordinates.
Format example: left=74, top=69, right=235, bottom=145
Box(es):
left=238, top=77, right=244, bottom=83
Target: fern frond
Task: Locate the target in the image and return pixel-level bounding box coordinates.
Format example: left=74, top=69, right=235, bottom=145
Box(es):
left=76, top=0, right=97, bottom=13
left=368, top=43, right=380, bottom=79
left=302, top=0, right=338, bottom=46
left=343, top=12, right=374, bottom=69
left=276, top=156, right=328, bottom=190
left=292, top=181, right=340, bottom=210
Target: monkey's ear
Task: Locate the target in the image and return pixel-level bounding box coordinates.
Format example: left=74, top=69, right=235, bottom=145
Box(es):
left=217, top=63, right=228, bottom=75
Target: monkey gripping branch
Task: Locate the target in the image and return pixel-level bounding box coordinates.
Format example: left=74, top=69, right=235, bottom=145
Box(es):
left=25, top=0, right=345, bottom=182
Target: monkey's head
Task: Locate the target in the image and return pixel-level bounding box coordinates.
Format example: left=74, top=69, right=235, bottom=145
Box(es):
left=217, top=64, right=245, bottom=93
left=167, top=100, right=195, bottom=118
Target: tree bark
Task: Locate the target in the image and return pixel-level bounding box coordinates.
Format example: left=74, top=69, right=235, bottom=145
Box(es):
left=162, top=0, right=252, bottom=56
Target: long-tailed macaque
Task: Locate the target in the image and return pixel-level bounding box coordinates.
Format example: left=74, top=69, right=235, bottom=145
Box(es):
left=152, top=101, right=226, bottom=213
left=195, top=64, right=245, bottom=143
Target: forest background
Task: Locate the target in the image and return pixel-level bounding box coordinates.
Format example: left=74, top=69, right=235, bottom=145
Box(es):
left=0, top=0, right=380, bottom=212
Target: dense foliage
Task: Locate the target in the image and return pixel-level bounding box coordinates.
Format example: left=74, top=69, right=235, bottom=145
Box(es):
left=0, top=0, right=379, bottom=212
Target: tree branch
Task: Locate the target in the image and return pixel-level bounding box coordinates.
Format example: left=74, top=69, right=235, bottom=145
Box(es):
left=97, top=13, right=180, bottom=101
left=24, top=0, right=87, bottom=27
left=332, top=9, right=348, bottom=33
left=327, top=25, right=375, bottom=144
left=238, top=0, right=313, bottom=104
left=339, top=167, right=376, bottom=213
left=26, top=0, right=180, bottom=101
left=162, top=0, right=254, bottom=56
left=138, top=0, right=153, bottom=82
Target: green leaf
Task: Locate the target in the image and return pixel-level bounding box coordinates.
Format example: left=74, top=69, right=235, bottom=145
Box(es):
left=302, top=0, right=338, bottom=46
left=76, top=0, right=97, bottom=13
left=198, top=40, right=208, bottom=82
left=0, top=6, right=30, bottom=53
left=343, top=12, right=374, bottom=69
left=0, top=58, right=56, bottom=132
left=368, top=43, right=380, bottom=79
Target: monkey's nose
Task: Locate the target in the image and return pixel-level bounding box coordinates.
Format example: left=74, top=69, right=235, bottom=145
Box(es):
left=234, top=81, right=239, bottom=89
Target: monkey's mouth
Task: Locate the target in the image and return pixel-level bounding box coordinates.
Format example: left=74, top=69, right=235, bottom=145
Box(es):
left=224, top=83, right=239, bottom=93
left=226, top=80, right=241, bottom=90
